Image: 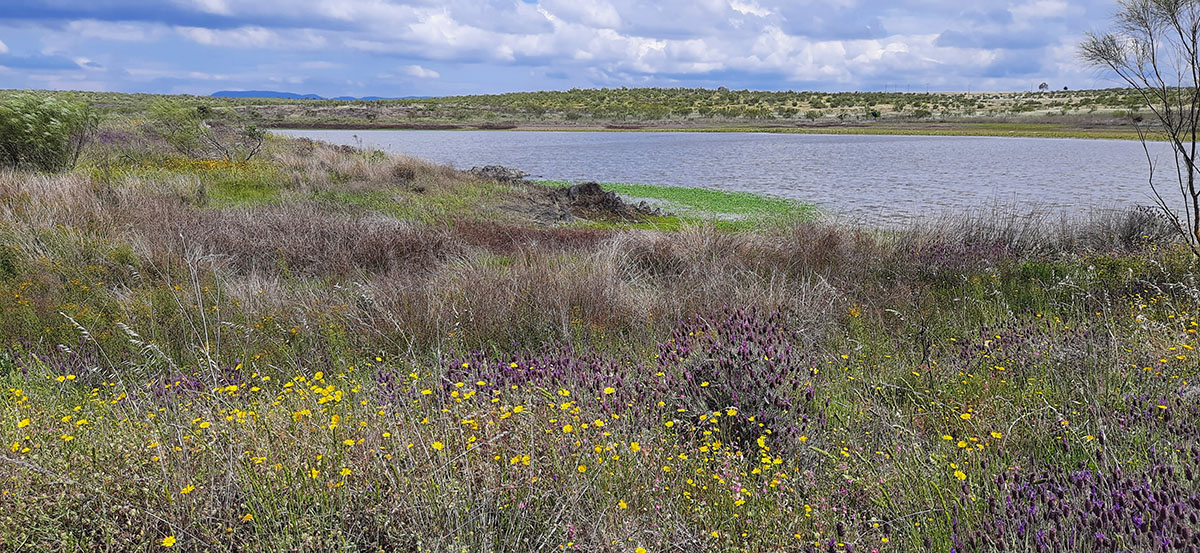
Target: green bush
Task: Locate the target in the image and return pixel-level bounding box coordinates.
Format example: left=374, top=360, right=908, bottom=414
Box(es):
left=148, top=99, right=265, bottom=162
left=0, top=94, right=98, bottom=172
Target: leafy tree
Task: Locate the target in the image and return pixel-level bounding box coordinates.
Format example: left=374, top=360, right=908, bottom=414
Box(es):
left=1082, top=0, right=1200, bottom=256
left=0, top=94, right=99, bottom=172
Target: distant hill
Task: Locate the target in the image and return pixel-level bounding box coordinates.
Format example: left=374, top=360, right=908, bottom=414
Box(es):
left=211, top=90, right=427, bottom=101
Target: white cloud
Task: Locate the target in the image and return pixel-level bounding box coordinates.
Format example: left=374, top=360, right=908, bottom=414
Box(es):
left=0, top=0, right=1121, bottom=94
left=404, top=64, right=440, bottom=79
left=175, top=26, right=327, bottom=49
left=541, top=0, right=622, bottom=29
left=0, top=39, right=7, bottom=54
left=729, top=0, right=772, bottom=17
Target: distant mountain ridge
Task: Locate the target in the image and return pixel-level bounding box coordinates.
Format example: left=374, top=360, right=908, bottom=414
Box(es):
left=211, top=90, right=427, bottom=101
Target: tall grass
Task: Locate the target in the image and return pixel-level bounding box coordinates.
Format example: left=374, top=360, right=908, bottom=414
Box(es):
left=1, top=127, right=1197, bottom=552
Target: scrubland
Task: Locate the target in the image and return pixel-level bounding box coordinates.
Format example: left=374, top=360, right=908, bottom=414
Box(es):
left=1, top=117, right=1198, bottom=553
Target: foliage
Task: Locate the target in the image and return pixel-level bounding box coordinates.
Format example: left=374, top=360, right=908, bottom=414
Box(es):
left=0, top=129, right=1195, bottom=552
left=147, top=99, right=265, bottom=163
left=1082, top=0, right=1200, bottom=256
left=0, top=94, right=98, bottom=172
left=0, top=87, right=1157, bottom=138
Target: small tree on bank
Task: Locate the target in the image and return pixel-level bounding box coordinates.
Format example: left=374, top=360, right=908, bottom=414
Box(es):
left=147, top=99, right=265, bottom=163
left=1081, top=0, right=1200, bottom=256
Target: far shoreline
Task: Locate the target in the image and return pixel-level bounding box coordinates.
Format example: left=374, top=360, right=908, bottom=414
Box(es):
left=266, top=121, right=1148, bottom=141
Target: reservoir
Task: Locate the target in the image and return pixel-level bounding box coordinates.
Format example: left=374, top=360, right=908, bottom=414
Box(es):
left=275, top=129, right=1171, bottom=222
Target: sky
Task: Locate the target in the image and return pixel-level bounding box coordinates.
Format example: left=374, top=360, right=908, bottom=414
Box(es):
left=0, top=0, right=1127, bottom=97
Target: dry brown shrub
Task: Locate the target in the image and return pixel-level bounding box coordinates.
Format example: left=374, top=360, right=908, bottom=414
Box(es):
left=451, top=220, right=613, bottom=253
left=128, top=199, right=457, bottom=277
left=269, top=139, right=467, bottom=196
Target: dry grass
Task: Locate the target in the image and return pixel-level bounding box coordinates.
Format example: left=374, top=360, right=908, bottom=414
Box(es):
left=2, top=132, right=1197, bottom=553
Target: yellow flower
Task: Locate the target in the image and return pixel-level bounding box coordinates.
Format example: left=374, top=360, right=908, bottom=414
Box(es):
left=180, top=484, right=194, bottom=495
left=636, top=548, right=647, bottom=553
left=619, top=500, right=628, bottom=509
left=198, top=421, right=211, bottom=429
left=726, top=408, right=738, bottom=416
left=432, top=441, right=445, bottom=451
left=340, top=467, right=351, bottom=477
left=309, top=468, right=320, bottom=479
left=562, top=424, right=574, bottom=433
left=577, top=464, right=587, bottom=473
left=240, top=513, right=254, bottom=523
left=664, top=421, right=674, bottom=428
left=603, top=387, right=616, bottom=394
left=960, top=413, right=971, bottom=420
left=991, top=431, right=1003, bottom=439
left=17, top=418, right=29, bottom=428
left=161, top=536, right=177, bottom=547
left=343, top=439, right=355, bottom=447
left=630, top=442, right=641, bottom=452
left=954, top=470, right=967, bottom=481
left=60, top=434, right=74, bottom=442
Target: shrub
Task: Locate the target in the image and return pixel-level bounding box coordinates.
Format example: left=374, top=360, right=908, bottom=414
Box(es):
left=147, top=99, right=265, bottom=162
left=0, top=94, right=98, bottom=172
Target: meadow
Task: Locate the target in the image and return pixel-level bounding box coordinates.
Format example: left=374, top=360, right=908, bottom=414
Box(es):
left=1, top=100, right=1199, bottom=553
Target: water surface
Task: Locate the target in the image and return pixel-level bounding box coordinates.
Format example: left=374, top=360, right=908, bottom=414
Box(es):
left=275, top=129, right=1171, bottom=222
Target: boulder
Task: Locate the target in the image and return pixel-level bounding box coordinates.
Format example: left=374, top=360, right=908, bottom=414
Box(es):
left=469, top=165, right=529, bottom=182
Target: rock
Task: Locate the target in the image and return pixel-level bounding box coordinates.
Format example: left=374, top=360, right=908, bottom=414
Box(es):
left=555, top=181, right=664, bottom=220
left=469, top=165, right=529, bottom=182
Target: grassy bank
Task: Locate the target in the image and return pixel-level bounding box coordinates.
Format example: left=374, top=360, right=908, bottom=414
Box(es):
left=2, top=113, right=1199, bottom=553
left=538, top=180, right=815, bottom=229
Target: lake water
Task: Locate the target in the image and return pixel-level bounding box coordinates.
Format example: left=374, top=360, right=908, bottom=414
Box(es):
left=274, top=129, right=1172, bottom=222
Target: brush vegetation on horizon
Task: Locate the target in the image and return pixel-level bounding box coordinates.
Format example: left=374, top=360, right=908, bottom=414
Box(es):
left=0, top=86, right=1157, bottom=140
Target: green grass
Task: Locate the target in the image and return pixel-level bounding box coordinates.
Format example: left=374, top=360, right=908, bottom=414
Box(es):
left=538, top=180, right=816, bottom=229
left=6, top=126, right=1197, bottom=552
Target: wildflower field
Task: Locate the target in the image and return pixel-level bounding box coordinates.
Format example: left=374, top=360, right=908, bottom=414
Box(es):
left=1, top=119, right=1199, bottom=552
